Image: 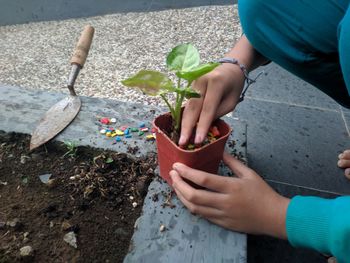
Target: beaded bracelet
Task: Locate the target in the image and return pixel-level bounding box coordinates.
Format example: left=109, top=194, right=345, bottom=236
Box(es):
left=218, top=57, right=262, bottom=103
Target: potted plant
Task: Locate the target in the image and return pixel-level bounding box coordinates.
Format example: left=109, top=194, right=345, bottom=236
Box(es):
left=122, top=43, right=232, bottom=185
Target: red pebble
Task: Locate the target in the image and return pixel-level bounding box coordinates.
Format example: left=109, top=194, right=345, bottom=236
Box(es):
left=100, top=118, right=110, bottom=124
left=209, top=126, right=220, bottom=137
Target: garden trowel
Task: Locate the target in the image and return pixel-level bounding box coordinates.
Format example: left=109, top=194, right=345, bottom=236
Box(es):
left=30, top=25, right=94, bottom=151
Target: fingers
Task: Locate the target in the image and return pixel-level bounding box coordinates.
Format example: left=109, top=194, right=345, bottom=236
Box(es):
left=172, top=163, right=230, bottom=192
left=222, top=151, right=252, bottom=178
left=170, top=170, right=226, bottom=207
left=179, top=78, right=207, bottom=146
left=173, top=186, right=223, bottom=218
left=338, top=149, right=350, bottom=167
left=195, top=78, right=224, bottom=144
left=179, top=98, right=203, bottom=146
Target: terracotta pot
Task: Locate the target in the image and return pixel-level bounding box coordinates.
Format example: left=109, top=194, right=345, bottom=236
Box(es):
left=152, top=112, right=232, bottom=185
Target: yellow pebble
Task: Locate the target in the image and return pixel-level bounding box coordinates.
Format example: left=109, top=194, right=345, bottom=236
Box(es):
left=115, top=130, right=124, bottom=136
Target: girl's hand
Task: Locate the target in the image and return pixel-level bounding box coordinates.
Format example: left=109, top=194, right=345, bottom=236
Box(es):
left=170, top=152, right=290, bottom=239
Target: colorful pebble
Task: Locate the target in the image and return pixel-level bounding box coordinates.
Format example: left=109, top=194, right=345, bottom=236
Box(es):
left=124, top=128, right=130, bottom=135
left=125, top=134, right=132, bottom=138
left=140, top=127, right=149, bottom=132
left=100, top=118, right=110, bottom=125
left=131, top=128, right=139, bottom=132
left=146, top=134, right=156, bottom=141
left=115, top=136, right=121, bottom=142
left=100, top=129, right=107, bottom=134
left=106, top=132, right=112, bottom=137
left=209, top=126, right=220, bottom=137
left=138, top=131, right=144, bottom=136
left=139, top=122, right=146, bottom=128
left=110, top=118, right=117, bottom=123
left=187, top=144, right=195, bottom=150
left=120, top=125, right=128, bottom=131
left=115, top=130, right=124, bottom=136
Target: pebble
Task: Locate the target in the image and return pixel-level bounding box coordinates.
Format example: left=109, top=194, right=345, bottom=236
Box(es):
left=131, top=128, right=139, bottom=132
left=140, top=127, right=149, bottom=132
left=61, top=220, right=72, bottom=231
left=6, top=218, right=22, bottom=230
left=138, top=131, right=144, bottom=136
left=129, top=196, right=134, bottom=200
left=100, top=129, right=107, bottom=134
left=132, top=202, right=138, bottom=208
left=115, top=136, right=121, bottom=142
left=100, top=118, right=110, bottom=125
left=110, top=118, right=117, bottom=123
left=146, top=134, right=155, bottom=141
left=124, top=128, right=130, bottom=135
left=159, top=224, right=166, bottom=232
left=64, top=232, right=78, bottom=248
left=115, top=130, right=124, bottom=136
left=46, top=179, right=58, bottom=188
left=139, top=122, right=146, bottom=128
left=39, top=173, right=52, bottom=184
left=125, top=134, right=132, bottom=138
left=209, top=126, right=220, bottom=137
left=20, top=246, right=34, bottom=257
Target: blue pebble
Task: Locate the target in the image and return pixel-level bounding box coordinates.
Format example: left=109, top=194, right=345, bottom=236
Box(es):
left=124, top=128, right=129, bottom=135
left=115, top=136, right=121, bottom=142
left=125, top=134, right=132, bottom=138
left=139, top=122, right=146, bottom=128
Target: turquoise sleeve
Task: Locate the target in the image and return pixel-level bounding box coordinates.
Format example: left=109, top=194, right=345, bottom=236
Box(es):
left=286, top=196, right=350, bottom=263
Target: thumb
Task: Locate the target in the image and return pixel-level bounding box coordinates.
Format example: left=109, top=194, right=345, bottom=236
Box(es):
left=223, top=151, right=252, bottom=178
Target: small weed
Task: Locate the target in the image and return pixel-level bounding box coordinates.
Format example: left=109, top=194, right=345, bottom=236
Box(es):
left=62, top=141, right=78, bottom=158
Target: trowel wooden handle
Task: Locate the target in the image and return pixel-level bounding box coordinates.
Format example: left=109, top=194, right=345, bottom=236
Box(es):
left=70, top=25, right=94, bottom=67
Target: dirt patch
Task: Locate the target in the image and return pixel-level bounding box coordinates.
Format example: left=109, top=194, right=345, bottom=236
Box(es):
left=0, top=132, right=157, bottom=263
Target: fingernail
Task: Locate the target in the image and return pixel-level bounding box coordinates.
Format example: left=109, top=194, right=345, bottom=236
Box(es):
left=194, top=134, right=203, bottom=144
left=169, top=170, right=176, bottom=178
left=346, top=169, right=350, bottom=176
left=338, top=160, right=344, bottom=166
left=339, top=153, right=344, bottom=159
left=179, top=135, right=185, bottom=146
left=173, top=163, right=181, bottom=170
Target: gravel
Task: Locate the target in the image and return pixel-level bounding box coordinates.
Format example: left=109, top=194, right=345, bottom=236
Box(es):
left=0, top=5, right=241, bottom=106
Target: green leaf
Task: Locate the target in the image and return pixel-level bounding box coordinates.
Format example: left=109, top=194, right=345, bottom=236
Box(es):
left=176, top=62, right=220, bottom=82
left=183, top=88, right=201, bottom=99
left=121, top=70, right=174, bottom=96
left=166, top=44, right=200, bottom=72
left=105, top=157, right=114, bottom=164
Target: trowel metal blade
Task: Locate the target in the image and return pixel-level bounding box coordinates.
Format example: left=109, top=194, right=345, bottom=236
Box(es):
left=30, top=95, right=81, bottom=151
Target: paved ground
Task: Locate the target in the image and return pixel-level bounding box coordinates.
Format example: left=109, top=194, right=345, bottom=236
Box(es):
left=1, top=1, right=349, bottom=262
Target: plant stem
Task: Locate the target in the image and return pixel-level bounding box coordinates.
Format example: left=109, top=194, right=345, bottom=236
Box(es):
left=174, top=92, right=185, bottom=132
left=160, top=94, right=175, bottom=118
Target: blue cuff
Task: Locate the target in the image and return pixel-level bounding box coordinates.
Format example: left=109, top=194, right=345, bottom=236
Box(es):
left=286, top=196, right=333, bottom=254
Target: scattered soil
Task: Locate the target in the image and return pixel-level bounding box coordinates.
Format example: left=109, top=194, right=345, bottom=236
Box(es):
left=0, top=132, right=157, bottom=263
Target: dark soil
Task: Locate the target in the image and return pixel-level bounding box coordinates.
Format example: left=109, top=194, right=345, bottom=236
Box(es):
left=0, top=132, right=157, bottom=263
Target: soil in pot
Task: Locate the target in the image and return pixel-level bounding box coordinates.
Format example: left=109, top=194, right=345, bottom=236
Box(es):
left=0, top=132, right=157, bottom=263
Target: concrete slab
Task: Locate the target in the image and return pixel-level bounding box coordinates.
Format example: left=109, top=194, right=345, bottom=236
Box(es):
left=233, top=98, right=350, bottom=195
left=0, top=84, right=247, bottom=262
left=248, top=63, right=340, bottom=111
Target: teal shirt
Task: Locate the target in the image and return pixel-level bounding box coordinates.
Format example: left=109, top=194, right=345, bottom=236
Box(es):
left=239, top=0, right=350, bottom=108
left=238, top=0, right=350, bottom=261
left=287, top=196, right=350, bottom=263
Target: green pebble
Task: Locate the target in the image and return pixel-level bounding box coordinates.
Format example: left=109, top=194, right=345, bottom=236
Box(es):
left=138, top=131, right=144, bottom=136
